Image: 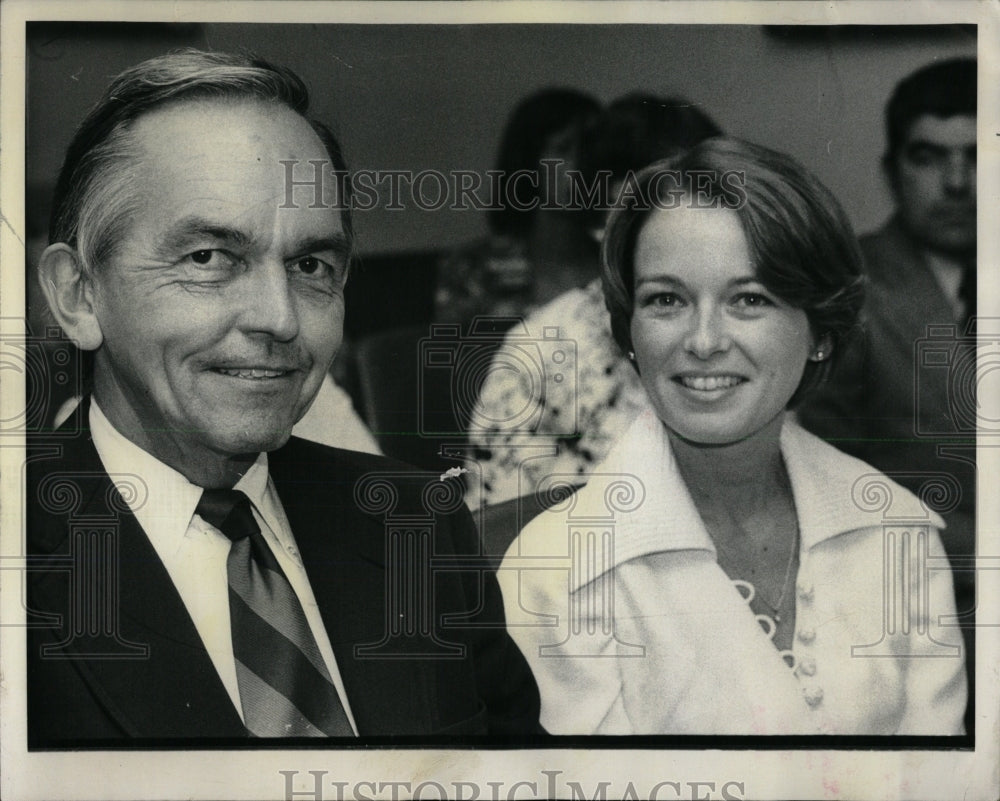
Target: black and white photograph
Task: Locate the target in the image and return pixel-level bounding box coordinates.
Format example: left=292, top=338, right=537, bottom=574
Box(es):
left=1, top=1, right=996, bottom=799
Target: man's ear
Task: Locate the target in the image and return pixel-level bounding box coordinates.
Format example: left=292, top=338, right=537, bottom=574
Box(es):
left=37, top=244, right=104, bottom=351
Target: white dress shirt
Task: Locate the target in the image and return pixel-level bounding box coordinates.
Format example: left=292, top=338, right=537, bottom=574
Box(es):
left=924, top=250, right=968, bottom=321
left=89, top=400, right=358, bottom=734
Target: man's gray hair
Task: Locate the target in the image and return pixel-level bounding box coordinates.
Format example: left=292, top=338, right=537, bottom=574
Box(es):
left=49, top=48, right=352, bottom=272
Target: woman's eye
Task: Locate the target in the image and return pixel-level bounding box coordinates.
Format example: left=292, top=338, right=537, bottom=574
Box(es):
left=733, top=292, right=772, bottom=309
left=645, top=292, right=683, bottom=308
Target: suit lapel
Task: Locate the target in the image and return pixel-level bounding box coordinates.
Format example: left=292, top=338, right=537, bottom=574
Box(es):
left=269, top=442, right=448, bottom=735
left=864, top=218, right=960, bottom=343
left=28, top=400, right=245, bottom=739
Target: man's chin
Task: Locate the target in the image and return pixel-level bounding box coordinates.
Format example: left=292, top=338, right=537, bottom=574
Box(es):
left=926, top=236, right=976, bottom=260
left=213, top=424, right=295, bottom=458
left=251, top=430, right=295, bottom=455
left=906, top=226, right=974, bottom=259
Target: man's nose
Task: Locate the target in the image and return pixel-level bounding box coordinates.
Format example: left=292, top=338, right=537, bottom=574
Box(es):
left=943, top=154, right=974, bottom=196
left=683, top=304, right=731, bottom=359
left=240, top=261, right=300, bottom=341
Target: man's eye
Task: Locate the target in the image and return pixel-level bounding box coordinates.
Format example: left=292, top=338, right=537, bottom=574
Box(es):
left=905, top=147, right=942, bottom=167
left=185, top=250, right=239, bottom=270
left=290, top=256, right=347, bottom=293
left=293, top=256, right=328, bottom=276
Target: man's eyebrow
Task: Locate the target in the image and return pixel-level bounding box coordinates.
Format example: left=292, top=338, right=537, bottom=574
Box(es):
left=904, top=140, right=951, bottom=156
left=160, top=217, right=255, bottom=249
left=155, top=220, right=350, bottom=260
left=292, top=234, right=351, bottom=259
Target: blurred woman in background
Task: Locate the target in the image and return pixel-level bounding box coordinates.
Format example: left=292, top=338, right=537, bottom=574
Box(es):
left=466, top=94, right=721, bottom=509
left=433, top=87, right=600, bottom=328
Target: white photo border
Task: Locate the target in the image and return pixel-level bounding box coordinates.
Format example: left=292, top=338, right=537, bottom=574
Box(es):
left=2, top=2, right=997, bottom=800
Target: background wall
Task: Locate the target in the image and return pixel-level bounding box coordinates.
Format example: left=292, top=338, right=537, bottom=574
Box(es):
left=27, top=21, right=975, bottom=256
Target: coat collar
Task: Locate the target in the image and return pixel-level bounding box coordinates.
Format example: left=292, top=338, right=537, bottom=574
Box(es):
left=862, top=217, right=960, bottom=329
left=563, top=411, right=944, bottom=592
left=28, top=396, right=246, bottom=738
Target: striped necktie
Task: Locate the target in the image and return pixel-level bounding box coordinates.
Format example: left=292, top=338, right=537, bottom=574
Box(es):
left=196, top=488, right=353, bottom=737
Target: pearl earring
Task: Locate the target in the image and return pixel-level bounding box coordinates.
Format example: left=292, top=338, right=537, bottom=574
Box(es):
left=813, top=350, right=825, bottom=361
left=627, top=351, right=636, bottom=361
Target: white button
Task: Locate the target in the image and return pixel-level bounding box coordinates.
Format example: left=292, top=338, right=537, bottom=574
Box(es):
left=797, top=627, right=816, bottom=644
left=799, top=656, right=817, bottom=676
left=797, top=582, right=814, bottom=603
left=803, top=686, right=824, bottom=707
left=756, top=614, right=777, bottom=640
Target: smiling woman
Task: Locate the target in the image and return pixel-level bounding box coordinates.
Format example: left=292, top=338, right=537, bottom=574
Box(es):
left=495, top=138, right=968, bottom=735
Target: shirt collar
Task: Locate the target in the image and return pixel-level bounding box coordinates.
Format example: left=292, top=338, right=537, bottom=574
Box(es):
left=89, top=399, right=270, bottom=553
left=564, top=410, right=943, bottom=592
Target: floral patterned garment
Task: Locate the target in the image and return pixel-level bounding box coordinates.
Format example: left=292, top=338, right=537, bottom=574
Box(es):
left=465, top=278, right=653, bottom=508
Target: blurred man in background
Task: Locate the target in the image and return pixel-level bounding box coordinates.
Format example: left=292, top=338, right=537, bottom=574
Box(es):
left=799, top=57, right=976, bottom=563
left=797, top=57, right=976, bottom=731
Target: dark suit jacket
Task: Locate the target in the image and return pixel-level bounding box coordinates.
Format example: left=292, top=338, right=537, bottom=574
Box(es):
left=797, top=217, right=976, bottom=562
left=26, top=399, right=540, bottom=746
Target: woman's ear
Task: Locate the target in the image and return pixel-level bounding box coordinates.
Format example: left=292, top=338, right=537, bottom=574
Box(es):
left=809, top=333, right=834, bottom=363
left=37, top=244, right=104, bottom=351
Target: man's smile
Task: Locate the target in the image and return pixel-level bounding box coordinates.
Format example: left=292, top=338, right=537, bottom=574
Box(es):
left=210, top=366, right=298, bottom=379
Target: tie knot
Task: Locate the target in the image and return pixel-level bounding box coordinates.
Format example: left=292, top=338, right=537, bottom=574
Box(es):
left=196, top=488, right=259, bottom=542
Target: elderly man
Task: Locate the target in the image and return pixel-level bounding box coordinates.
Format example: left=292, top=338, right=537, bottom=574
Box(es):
left=27, top=49, right=539, bottom=744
